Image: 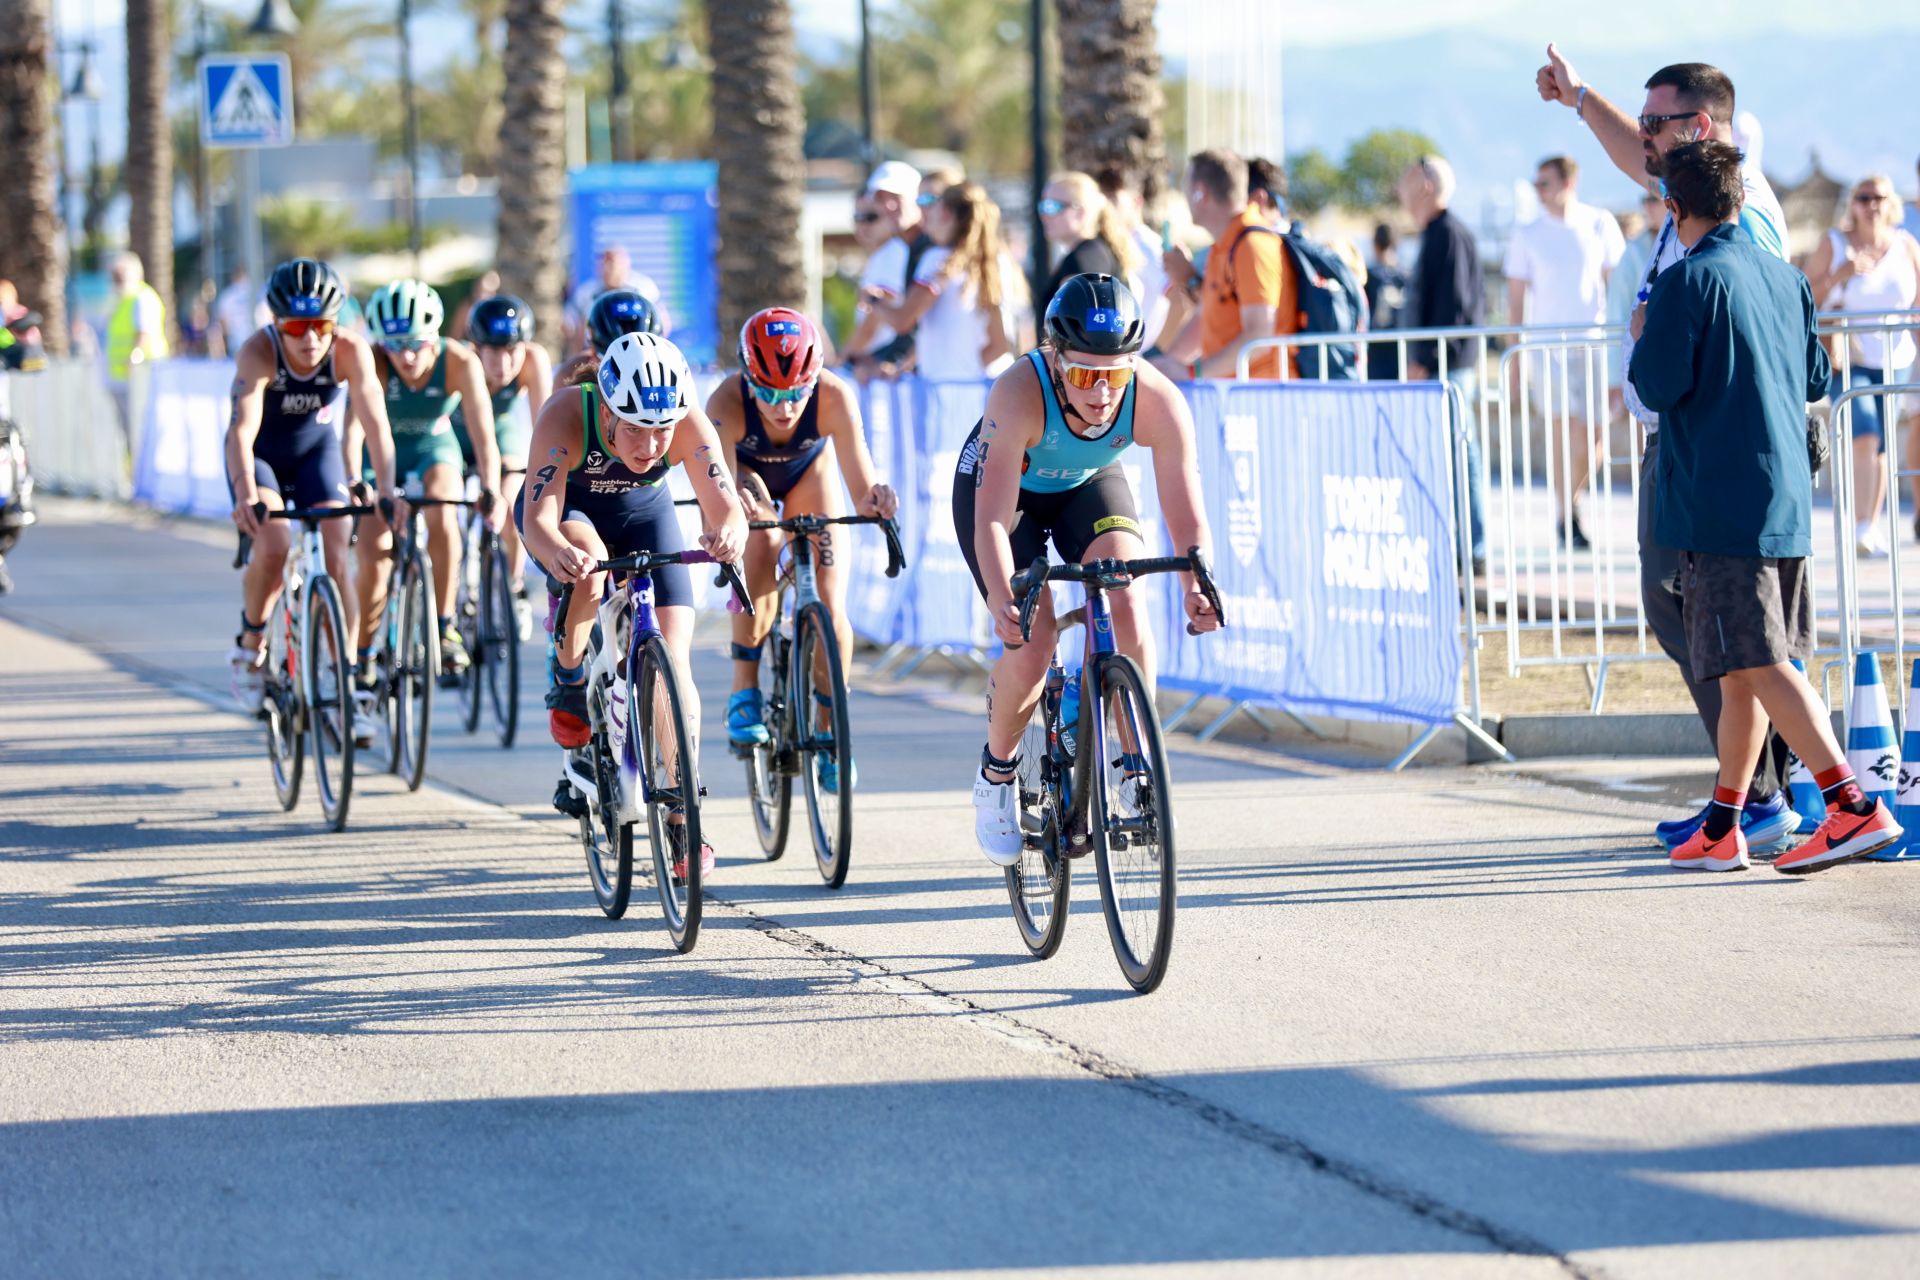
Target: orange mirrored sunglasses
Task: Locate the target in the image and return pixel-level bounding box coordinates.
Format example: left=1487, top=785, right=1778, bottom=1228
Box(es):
left=275, top=318, right=336, bottom=339
left=1059, top=358, right=1135, bottom=391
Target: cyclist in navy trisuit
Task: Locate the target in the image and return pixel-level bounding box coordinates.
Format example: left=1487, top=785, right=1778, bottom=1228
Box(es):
left=953, top=273, right=1219, bottom=866
left=225, top=257, right=400, bottom=741
left=459, top=293, right=553, bottom=635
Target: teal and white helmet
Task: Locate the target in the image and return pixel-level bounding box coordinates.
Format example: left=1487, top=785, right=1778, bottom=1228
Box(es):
left=368, top=279, right=445, bottom=344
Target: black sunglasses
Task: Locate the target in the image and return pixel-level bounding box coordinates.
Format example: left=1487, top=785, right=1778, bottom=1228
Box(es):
left=853, top=211, right=881, bottom=224
left=1637, top=111, right=1698, bottom=134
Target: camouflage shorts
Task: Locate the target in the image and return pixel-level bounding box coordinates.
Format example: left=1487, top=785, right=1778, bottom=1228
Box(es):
left=1680, top=552, right=1812, bottom=682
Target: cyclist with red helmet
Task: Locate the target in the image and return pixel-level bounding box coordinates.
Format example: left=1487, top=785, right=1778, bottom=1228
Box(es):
left=707, top=307, right=898, bottom=772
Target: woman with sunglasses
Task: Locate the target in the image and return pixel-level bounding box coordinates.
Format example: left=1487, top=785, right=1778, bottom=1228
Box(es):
left=520, top=332, right=748, bottom=877
left=862, top=182, right=1016, bottom=383
left=225, top=257, right=400, bottom=735
left=1804, top=174, right=1920, bottom=555
left=952, top=273, right=1220, bottom=866
left=1034, top=170, right=1140, bottom=323
left=353, top=279, right=502, bottom=687
left=706, top=307, right=898, bottom=768
left=459, top=294, right=553, bottom=633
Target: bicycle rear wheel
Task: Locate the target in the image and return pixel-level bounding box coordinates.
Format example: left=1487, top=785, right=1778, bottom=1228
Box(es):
left=395, top=551, right=437, bottom=792
left=745, top=627, right=791, bottom=859
left=1087, top=653, right=1176, bottom=993
left=793, top=602, right=853, bottom=888
left=1005, top=693, right=1070, bottom=958
left=637, top=635, right=702, bottom=952
left=580, top=676, right=633, bottom=918
left=481, top=539, right=519, bottom=747
left=460, top=523, right=485, bottom=734
left=264, top=598, right=302, bottom=811
left=305, top=574, right=356, bottom=832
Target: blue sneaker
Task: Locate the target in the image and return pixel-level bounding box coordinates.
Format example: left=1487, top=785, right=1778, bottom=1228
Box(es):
left=818, top=755, right=857, bottom=795
left=1657, top=791, right=1797, bottom=854
left=727, top=688, right=769, bottom=747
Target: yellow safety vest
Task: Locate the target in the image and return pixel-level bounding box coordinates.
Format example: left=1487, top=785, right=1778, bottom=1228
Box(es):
left=107, top=282, right=169, bottom=382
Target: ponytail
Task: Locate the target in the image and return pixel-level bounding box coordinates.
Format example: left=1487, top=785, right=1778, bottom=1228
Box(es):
left=1095, top=202, right=1140, bottom=278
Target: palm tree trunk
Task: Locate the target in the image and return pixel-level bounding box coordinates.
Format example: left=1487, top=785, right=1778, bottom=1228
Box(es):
left=495, top=0, right=566, bottom=355
left=126, top=0, right=174, bottom=323
left=706, top=0, right=806, bottom=345
left=0, top=0, right=68, bottom=356
left=1055, top=0, right=1167, bottom=205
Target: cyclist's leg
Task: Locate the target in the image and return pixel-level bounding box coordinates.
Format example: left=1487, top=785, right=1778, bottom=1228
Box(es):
left=1054, top=469, right=1151, bottom=686
left=498, top=460, right=527, bottom=588
left=730, top=467, right=783, bottom=696
left=235, top=459, right=291, bottom=652
left=552, top=517, right=608, bottom=670
left=354, top=502, right=394, bottom=653
left=779, top=456, right=852, bottom=727
left=420, top=459, right=464, bottom=630
left=952, top=458, right=1055, bottom=766
left=290, top=437, right=356, bottom=641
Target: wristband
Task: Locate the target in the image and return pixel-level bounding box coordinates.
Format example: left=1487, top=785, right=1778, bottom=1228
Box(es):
left=1575, top=86, right=1588, bottom=120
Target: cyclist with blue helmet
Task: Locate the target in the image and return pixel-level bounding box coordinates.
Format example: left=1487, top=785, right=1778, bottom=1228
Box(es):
left=460, top=293, right=553, bottom=633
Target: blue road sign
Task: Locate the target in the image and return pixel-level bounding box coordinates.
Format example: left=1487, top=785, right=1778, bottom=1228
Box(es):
left=199, top=54, right=294, bottom=149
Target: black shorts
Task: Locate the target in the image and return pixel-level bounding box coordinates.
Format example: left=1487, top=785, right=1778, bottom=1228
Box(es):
left=950, top=423, right=1142, bottom=600
left=513, top=481, right=694, bottom=610
left=1680, top=551, right=1812, bottom=682
left=228, top=428, right=349, bottom=510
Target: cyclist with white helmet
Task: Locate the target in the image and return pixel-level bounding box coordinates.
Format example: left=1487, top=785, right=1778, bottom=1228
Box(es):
left=351, top=278, right=502, bottom=686
left=226, top=257, right=399, bottom=743
left=459, top=293, right=552, bottom=630
left=519, top=332, right=748, bottom=873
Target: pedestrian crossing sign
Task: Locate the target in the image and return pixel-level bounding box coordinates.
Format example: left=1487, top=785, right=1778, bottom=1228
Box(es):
left=199, top=54, right=294, bottom=149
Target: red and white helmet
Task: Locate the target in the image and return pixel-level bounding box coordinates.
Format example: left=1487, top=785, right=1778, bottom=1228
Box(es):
left=738, top=307, right=825, bottom=390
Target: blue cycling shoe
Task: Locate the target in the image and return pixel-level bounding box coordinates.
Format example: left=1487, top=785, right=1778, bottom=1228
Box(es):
left=727, top=688, right=770, bottom=747
left=1657, top=791, right=1797, bottom=854
left=818, top=756, right=857, bottom=795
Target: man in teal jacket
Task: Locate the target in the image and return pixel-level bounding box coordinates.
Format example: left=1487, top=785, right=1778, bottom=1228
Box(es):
left=1631, top=139, right=1899, bottom=875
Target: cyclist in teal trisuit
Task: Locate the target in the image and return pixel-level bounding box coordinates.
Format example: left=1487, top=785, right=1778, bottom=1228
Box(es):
left=458, top=293, right=552, bottom=637
left=351, top=279, right=502, bottom=683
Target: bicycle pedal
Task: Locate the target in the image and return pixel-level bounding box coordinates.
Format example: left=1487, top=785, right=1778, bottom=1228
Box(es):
left=552, top=778, right=588, bottom=819
left=1019, top=811, right=1046, bottom=835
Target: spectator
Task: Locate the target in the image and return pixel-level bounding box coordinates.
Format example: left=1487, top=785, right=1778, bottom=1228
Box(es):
left=917, top=166, right=963, bottom=215
left=0, top=279, right=42, bottom=350
left=845, top=160, right=927, bottom=377
left=1095, top=165, right=1170, bottom=348
left=1247, top=157, right=1288, bottom=227
left=105, top=252, right=170, bottom=447
left=213, top=268, right=268, bottom=354
left=1803, top=174, right=1920, bottom=556
left=1364, top=223, right=1408, bottom=380
left=862, top=182, right=1013, bottom=383
left=1035, top=170, right=1139, bottom=320
left=563, top=247, right=664, bottom=353
left=1505, top=154, right=1626, bottom=550
left=1904, top=155, right=1920, bottom=243
left=1396, top=154, right=1486, bottom=569
left=1608, top=190, right=1668, bottom=407
left=1628, top=139, right=1895, bottom=873
left=1148, top=148, right=1298, bottom=382
left=1538, top=48, right=1799, bottom=850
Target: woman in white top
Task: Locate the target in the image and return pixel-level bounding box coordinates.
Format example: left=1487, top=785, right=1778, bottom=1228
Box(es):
left=863, top=182, right=1013, bottom=383
left=1805, top=173, right=1920, bottom=555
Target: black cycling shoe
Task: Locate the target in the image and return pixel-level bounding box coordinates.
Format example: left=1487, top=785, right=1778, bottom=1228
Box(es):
left=552, top=776, right=588, bottom=819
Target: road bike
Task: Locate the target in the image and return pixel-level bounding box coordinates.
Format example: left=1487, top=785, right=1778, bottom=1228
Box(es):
left=362, top=494, right=472, bottom=791
left=738, top=512, right=904, bottom=888
left=1004, top=548, right=1226, bottom=993
left=455, top=488, right=520, bottom=747
left=550, top=549, right=752, bottom=953
left=234, top=503, right=374, bottom=832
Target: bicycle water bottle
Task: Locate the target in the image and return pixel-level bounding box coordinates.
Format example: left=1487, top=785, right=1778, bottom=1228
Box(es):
left=1059, top=668, right=1083, bottom=761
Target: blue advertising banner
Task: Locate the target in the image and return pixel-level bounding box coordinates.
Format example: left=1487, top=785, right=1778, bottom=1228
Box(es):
left=569, top=163, right=719, bottom=365
left=1155, top=381, right=1461, bottom=724
left=896, top=380, right=991, bottom=651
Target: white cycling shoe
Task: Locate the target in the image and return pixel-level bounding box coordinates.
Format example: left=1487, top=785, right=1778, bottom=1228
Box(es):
left=972, top=769, right=1024, bottom=867
left=351, top=690, right=380, bottom=748
left=229, top=645, right=266, bottom=715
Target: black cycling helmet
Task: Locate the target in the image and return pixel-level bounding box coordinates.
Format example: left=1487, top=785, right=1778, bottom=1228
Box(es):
left=469, top=293, right=535, bottom=347
left=1043, top=272, right=1143, bottom=356
left=265, top=257, right=347, bottom=321
left=586, top=288, right=664, bottom=353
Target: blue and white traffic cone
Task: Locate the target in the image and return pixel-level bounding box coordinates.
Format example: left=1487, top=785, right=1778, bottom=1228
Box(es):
left=1867, top=659, right=1920, bottom=861
left=1785, top=659, right=1826, bottom=833
left=1846, top=653, right=1900, bottom=822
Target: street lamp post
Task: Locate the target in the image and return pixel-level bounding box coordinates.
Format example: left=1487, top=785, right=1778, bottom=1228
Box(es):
left=608, top=0, right=628, bottom=164
left=1027, top=0, right=1050, bottom=304
left=858, top=0, right=876, bottom=170
left=194, top=1, right=218, bottom=299
left=243, top=0, right=301, bottom=290
left=398, top=0, right=423, bottom=273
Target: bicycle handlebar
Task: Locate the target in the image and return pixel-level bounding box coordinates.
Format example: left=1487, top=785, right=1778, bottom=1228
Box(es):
left=597, top=548, right=755, bottom=616
left=234, top=503, right=378, bottom=568
left=747, top=513, right=907, bottom=579
left=1010, top=546, right=1227, bottom=643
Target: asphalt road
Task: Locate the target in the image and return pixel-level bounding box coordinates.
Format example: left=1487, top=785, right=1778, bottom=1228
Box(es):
left=2, top=499, right=1917, bottom=1280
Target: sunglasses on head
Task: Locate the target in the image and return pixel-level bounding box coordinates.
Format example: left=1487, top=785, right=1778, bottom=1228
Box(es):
left=383, top=336, right=432, bottom=354
left=748, top=377, right=815, bottom=406
left=1058, top=357, right=1134, bottom=391
left=275, top=317, right=335, bottom=339
left=853, top=211, right=882, bottom=224
left=1037, top=198, right=1072, bottom=217
left=1638, top=110, right=1697, bottom=134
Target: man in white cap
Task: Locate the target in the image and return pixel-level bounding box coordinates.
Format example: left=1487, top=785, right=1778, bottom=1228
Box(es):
left=846, top=160, right=926, bottom=377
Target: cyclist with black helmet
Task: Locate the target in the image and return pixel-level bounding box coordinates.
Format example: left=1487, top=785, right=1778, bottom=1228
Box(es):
left=953, top=272, right=1220, bottom=865
left=225, top=257, right=400, bottom=739
left=350, top=278, right=502, bottom=687
left=706, top=307, right=898, bottom=776
left=458, top=293, right=552, bottom=631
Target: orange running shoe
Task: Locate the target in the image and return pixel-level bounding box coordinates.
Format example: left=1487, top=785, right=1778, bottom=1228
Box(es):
left=1775, top=800, right=1901, bottom=875
left=1670, top=823, right=1749, bottom=872
left=545, top=679, right=590, bottom=748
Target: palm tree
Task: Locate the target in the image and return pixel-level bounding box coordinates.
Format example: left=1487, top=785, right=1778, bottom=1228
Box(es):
left=495, top=0, right=565, bottom=353
left=126, top=0, right=174, bottom=318
left=706, top=0, right=806, bottom=344
left=0, top=0, right=68, bottom=355
left=1055, top=0, right=1167, bottom=204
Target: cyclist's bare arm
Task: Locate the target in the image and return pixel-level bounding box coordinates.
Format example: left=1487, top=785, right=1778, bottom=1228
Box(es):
left=521, top=342, right=555, bottom=420
left=337, top=332, right=398, bottom=498
left=817, top=371, right=897, bottom=518
left=1536, top=43, right=1652, bottom=192
left=974, top=365, right=1047, bottom=634
left=225, top=333, right=275, bottom=534
left=447, top=340, right=501, bottom=498
left=1131, top=364, right=1220, bottom=630
left=668, top=404, right=749, bottom=562
left=521, top=390, right=592, bottom=581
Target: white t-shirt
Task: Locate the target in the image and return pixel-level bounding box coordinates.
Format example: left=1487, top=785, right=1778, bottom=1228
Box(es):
left=910, top=246, right=1000, bottom=382
left=1504, top=198, right=1625, bottom=331
left=215, top=281, right=268, bottom=344
left=1625, top=164, right=1789, bottom=430
left=564, top=271, right=665, bottom=334
left=1128, top=224, right=1170, bottom=349
left=857, top=238, right=911, bottom=349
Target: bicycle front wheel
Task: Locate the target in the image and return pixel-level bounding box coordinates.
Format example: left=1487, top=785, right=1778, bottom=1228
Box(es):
left=395, top=551, right=437, bottom=792
left=793, top=602, right=853, bottom=888
left=305, top=574, right=356, bottom=832
left=637, top=635, right=702, bottom=952
left=581, top=685, right=633, bottom=919
left=1005, top=693, right=1070, bottom=958
left=481, top=540, right=519, bottom=747
left=264, top=598, right=302, bottom=811
left=1087, top=653, right=1176, bottom=993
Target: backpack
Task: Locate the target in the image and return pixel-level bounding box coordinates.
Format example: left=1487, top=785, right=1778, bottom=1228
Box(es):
left=1224, top=222, right=1366, bottom=380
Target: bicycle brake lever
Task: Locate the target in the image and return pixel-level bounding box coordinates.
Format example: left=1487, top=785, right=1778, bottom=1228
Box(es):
left=715, top=559, right=755, bottom=616
left=881, top=517, right=906, bottom=579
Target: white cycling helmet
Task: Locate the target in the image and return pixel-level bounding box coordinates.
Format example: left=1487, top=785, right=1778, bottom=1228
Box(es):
left=597, top=331, right=693, bottom=428
left=368, top=278, right=445, bottom=343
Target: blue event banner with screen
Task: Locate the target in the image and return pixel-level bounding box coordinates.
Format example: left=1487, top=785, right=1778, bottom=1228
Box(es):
left=569, top=162, right=719, bottom=364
